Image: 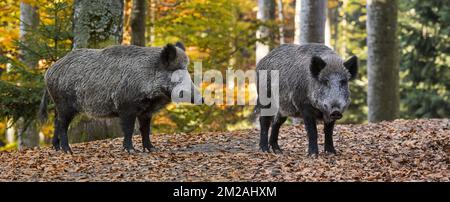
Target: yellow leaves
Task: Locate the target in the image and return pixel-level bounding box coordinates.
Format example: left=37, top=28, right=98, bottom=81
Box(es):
left=186, top=46, right=210, bottom=60
left=153, top=113, right=177, bottom=128
left=0, top=26, right=19, bottom=51
left=40, top=122, right=54, bottom=138
left=0, top=0, right=20, bottom=52
left=21, top=0, right=40, bottom=7
left=0, top=122, right=5, bottom=133
left=328, top=0, right=339, bottom=9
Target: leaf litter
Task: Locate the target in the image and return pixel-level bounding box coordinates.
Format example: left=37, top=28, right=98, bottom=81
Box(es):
left=0, top=119, right=448, bottom=181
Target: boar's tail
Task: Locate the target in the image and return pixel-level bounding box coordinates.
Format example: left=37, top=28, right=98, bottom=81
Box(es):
left=38, top=88, right=49, bottom=123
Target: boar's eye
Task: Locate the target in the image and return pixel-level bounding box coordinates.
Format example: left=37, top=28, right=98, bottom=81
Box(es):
left=321, top=79, right=329, bottom=86
left=340, top=79, right=348, bottom=86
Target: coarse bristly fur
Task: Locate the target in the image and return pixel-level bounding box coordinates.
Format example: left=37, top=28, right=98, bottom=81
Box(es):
left=39, top=43, right=200, bottom=154
left=255, top=43, right=358, bottom=155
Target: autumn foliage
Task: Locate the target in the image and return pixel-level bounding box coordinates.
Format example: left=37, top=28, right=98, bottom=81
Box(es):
left=0, top=119, right=448, bottom=181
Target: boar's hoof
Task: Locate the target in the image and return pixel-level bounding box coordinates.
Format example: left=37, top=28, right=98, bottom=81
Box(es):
left=53, top=144, right=60, bottom=152
left=143, top=143, right=158, bottom=153
left=124, top=148, right=138, bottom=154
left=307, top=153, right=318, bottom=158
left=123, top=145, right=138, bottom=154
left=61, top=145, right=73, bottom=155
left=260, top=145, right=271, bottom=153
left=52, top=141, right=60, bottom=151
left=324, top=147, right=337, bottom=155
left=307, top=148, right=319, bottom=157
left=270, top=145, right=283, bottom=154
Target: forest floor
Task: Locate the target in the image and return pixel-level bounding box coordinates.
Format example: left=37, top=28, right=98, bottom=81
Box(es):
left=0, top=119, right=449, bottom=182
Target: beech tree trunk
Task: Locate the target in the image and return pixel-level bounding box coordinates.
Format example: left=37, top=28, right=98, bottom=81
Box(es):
left=131, top=0, right=146, bottom=46
left=17, top=1, right=40, bottom=149
left=73, top=0, right=123, bottom=49
left=277, top=0, right=285, bottom=44
left=367, top=0, right=399, bottom=122
left=325, top=0, right=339, bottom=49
left=256, top=0, right=276, bottom=64
left=294, top=0, right=327, bottom=44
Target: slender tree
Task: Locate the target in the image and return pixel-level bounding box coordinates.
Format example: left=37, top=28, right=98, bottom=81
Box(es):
left=256, top=0, right=276, bottom=64
left=147, top=0, right=156, bottom=45
left=367, top=0, right=399, bottom=122
left=71, top=0, right=124, bottom=141
left=131, top=0, right=146, bottom=46
left=277, top=0, right=285, bottom=44
left=294, top=0, right=327, bottom=44
left=325, top=0, right=339, bottom=49
left=17, top=1, right=40, bottom=149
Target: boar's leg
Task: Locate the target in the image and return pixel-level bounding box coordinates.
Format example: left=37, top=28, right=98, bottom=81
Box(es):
left=138, top=114, right=156, bottom=152
left=52, top=116, right=60, bottom=151
left=269, top=114, right=287, bottom=154
left=259, top=116, right=273, bottom=152
left=302, top=105, right=319, bottom=156
left=119, top=113, right=137, bottom=153
left=54, top=110, right=76, bottom=154
left=324, top=121, right=336, bottom=154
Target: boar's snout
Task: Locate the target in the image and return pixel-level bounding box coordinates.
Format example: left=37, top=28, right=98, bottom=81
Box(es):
left=330, top=111, right=343, bottom=120
left=324, top=101, right=345, bottom=121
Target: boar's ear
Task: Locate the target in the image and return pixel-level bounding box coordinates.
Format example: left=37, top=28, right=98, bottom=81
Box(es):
left=344, top=55, right=358, bottom=80
left=310, top=56, right=327, bottom=79
left=161, top=43, right=178, bottom=66
left=175, top=41, right=185, bottom=51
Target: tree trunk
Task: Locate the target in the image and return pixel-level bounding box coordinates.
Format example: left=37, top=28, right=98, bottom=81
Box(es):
left=295, top=0, right=327, bottom=44
left=294, top=0, right=300, bottom=44
left=331, top=1, right=339, bottom=50
left=71, top=0, right=125, bottom=142
left=256, top=0, right=276, bottom=64
left=325, top=0, right=339, bottom=49
left=131, top=0, right=146, bottom=46
left=18, top=1, right=40, bottom=149
left=277, top=0, right=285, bottom=45
left=147, top=0, right=156, bottom=45
left=19, top=2, right=40, bottom=67
left=73, top=0, right=124, bottom=49
left=367, top=0, right=399, bottom=122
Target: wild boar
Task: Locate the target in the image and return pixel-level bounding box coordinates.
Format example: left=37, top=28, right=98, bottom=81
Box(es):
left=39, top=43, right=202, bottom=154
left=255, top=43, right=358, bottom=156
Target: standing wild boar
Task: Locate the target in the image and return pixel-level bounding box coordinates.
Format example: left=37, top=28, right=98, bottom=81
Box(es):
left=39, top=43, right=202, bottom=154
left=255, top=43, right=358, bottom=156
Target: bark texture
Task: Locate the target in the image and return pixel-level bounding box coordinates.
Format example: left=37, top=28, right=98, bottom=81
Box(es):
left=18, top=1, right=40, bottom=149
left=367, top=0, right=399, bottom=122
left=256, top=0, right=276, bottom=64
left=295, top=0, right=327, bottom=44
left=131, top=0, right=146, bottom=46
left=73, top=0, right=124, bottom=49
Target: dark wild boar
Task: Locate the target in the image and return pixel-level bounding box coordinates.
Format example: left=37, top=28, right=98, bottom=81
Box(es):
left=39, top=43, right=202, bottom=154
left=255, top=43, right=358, bottom=156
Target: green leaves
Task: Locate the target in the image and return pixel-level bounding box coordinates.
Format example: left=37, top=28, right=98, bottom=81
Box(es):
left=399, top=0, right=450, bottom=118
